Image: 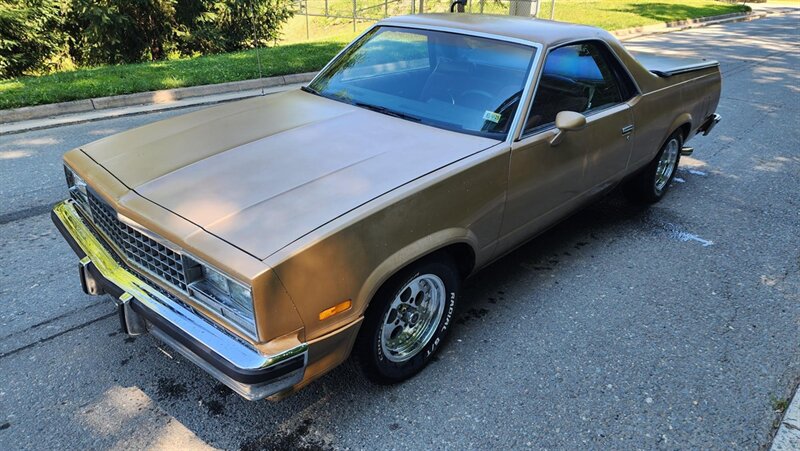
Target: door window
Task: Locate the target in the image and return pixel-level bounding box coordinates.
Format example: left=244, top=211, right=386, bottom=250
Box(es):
left=524, top=42, right=631, bottom=133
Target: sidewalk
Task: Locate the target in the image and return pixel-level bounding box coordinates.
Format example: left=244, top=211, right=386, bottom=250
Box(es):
left=1, top=6, right=790, bottom=136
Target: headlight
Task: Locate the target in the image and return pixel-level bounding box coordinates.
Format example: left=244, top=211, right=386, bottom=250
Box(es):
left=64, top=164, right=89, bottom=208
left=186, top=260, right=256, bottom=335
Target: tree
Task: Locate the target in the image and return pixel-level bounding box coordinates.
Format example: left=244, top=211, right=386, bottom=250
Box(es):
left=0, top=0, right=69, bottom=77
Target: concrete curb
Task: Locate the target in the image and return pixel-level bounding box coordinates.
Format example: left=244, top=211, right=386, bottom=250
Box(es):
left=0, top=82, right=307, bottom=135
left=0, top=9, right=773, bottom=133
left=611, top=11, right=755, bottom=38
left=0, top=72, right=317, bottom=124
left=771, top=383, right=800, bottom=450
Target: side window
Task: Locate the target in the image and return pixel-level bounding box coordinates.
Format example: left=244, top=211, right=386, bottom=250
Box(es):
left=524, top=42, right=632, bottom=133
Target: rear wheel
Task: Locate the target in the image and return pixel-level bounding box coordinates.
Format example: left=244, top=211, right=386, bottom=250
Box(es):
left=354, top=256, right=460, bottom=384
left=625, top=131, right=683, bottom=203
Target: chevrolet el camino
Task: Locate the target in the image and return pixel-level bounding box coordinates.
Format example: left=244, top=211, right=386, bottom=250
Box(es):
left=52, top=14, right=721, bottom=400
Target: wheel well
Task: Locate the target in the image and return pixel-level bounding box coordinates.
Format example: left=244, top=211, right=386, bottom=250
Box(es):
left=365, top=242, right=476, bottom=314
left=436, top=242, right=476, bottom=279
left=677, top=122, right=691, bottom=142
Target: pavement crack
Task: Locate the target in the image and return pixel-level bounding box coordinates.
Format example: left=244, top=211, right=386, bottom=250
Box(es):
left=784, top=422, right=800, bottom=431
left=721, top=48, right=789, bottom=79
left=0, top=202, right=57, bottom=225
left=0, top=312, right=115, bottom=360
left=0, top=299, right=108, bottom=342
left=710, top=105, right=778, bottom=158
left=719, top=96, right=785, bottom=108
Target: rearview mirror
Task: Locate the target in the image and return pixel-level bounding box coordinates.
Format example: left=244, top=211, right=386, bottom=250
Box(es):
left=549, top=111, right=587, bottom=146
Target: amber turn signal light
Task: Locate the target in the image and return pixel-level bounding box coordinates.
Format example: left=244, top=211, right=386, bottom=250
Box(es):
left=319, top=299, right=352, bottom=321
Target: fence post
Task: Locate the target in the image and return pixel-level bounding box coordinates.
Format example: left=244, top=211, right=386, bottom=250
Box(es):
left=509, top=0, right=532, bottom=17
left=384, top=0, right=388, bottom=17
left=550, top=0, right=555, bottom=19
left=325, top=0, right=329, bottom=16
left=480, top=0, right=484, bottom=14
left=353, top=0, right=357, bottom=32
left=305, top=0, right=310, bottom=39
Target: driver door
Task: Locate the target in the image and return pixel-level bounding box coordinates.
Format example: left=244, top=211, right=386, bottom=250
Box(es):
left=497, top=41, right=636, bottom=251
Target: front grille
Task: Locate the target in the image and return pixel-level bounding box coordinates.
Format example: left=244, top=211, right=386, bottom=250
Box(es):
left=87, top=191, right=189, bottom=290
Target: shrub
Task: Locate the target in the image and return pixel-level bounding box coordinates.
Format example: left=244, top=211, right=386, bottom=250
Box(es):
left=65, top=0, right=178, bottom=65
left=175, top=0, right=294, bottom=55
left=0, top=0, right=294, bottom=78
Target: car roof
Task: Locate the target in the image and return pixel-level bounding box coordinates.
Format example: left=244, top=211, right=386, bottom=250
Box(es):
left=379, top=13, right=609, bottom=47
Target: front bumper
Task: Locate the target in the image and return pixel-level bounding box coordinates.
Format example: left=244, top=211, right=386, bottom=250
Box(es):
left=51, top=199, right=307, bottom=400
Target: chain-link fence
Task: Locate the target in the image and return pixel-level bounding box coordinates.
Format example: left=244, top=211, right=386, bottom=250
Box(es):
left=282, top=0, right=557, bottom=42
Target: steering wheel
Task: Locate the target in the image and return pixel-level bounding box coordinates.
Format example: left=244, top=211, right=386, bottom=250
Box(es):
left=456, top=89, right=495, bottom=108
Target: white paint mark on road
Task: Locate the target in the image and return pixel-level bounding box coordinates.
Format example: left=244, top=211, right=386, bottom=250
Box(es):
left=673, top=231, right=714, bottom=247
left=673, top=177, right=686, bottom=183
left=687, top=169, right=708, bottom=176
left=660, top=222, right=715, bottom=247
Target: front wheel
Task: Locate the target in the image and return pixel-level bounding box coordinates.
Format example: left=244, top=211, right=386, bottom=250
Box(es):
left=625, top=131, right=683, bottom=203
left=354, top=257, right=460, bottom=384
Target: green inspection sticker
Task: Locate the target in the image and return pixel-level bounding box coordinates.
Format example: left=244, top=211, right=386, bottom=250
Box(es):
left=483, top=111, right=501, bottom=123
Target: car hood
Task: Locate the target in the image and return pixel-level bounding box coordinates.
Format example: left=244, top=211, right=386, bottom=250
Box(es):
left=81, top=90, right=497, bottom=260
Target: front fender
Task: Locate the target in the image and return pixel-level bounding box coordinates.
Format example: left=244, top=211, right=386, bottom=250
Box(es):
left=355, top=228, right=478, bottom=315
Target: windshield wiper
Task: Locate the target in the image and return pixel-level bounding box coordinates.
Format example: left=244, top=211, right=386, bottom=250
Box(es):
left=353, top=102, right=422, bottom=123
left=301, top=85, right=349, bottom=104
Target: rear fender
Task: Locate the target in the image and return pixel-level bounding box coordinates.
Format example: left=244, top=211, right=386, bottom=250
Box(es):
left=663, top=113, right=693, bottom=146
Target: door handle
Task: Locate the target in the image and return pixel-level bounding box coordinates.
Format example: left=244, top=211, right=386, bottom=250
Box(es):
left=621, top=125, right=635, bottom=134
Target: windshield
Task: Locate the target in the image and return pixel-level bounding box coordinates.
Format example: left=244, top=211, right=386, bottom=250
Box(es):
left=307, top=26, right=537, bottom=140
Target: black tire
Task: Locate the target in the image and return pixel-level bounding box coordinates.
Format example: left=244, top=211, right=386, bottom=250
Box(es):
left=625, top=131, right=683, bottom=203
left=354, top=256, right=460, bottom=384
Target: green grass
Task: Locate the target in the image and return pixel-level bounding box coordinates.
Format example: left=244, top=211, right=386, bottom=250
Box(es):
left=538, top=0, right=748, bottom=30
left=1, top=0, right=749, bottom=110
left=280, top=0, right=749, bottom=36
left=0, top=40, right=349, bottom=110
left=771, top=395, right=789, bottom=413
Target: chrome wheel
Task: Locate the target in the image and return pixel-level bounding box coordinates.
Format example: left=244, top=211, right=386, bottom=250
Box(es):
left=655, top=138, right=680, bottom=192
left=380, top=274, right=446, bottom=363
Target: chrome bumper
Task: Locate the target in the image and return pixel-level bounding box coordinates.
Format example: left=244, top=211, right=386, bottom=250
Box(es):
left=51, top=199, right=307, bottom=401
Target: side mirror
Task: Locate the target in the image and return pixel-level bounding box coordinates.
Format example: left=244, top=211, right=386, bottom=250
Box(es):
left=549, top=111, right=587, bottom=146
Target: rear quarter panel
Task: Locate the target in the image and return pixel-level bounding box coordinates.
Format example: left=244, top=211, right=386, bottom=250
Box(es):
left=629, top=67, right=722, bottom=169
left=603, top=37, right=721, bottom=170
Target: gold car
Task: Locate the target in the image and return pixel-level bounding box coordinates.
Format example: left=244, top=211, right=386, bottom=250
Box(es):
left=52, top=14, right=721, bottom=400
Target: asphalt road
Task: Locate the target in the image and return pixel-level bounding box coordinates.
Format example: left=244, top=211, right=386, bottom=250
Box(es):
left=1, top=11, right=798, bottom=450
